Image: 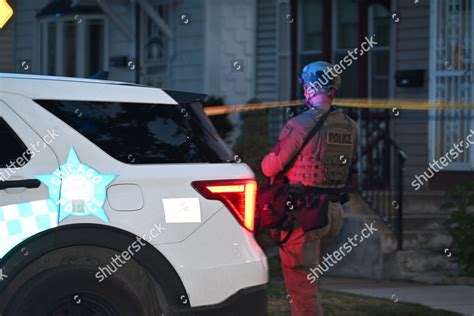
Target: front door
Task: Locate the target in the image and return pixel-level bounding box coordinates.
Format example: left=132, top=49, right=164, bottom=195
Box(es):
left=429, top=0, right=474, bottom=170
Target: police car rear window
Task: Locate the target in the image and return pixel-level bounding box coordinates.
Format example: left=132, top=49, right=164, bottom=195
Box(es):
left=35, top=100, right=234, bottom=164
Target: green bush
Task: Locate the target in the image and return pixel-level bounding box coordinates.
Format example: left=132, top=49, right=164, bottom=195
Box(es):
left=441, top=181, right=474, bottom=275
left=232, top=98, right=272, bottom=183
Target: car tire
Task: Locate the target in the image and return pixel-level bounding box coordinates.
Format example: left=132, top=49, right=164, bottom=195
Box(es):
left=2, top=246, right=170, bottom=316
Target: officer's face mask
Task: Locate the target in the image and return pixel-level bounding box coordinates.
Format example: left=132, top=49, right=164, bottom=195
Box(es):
left=304, top=86, right=334, bottom=109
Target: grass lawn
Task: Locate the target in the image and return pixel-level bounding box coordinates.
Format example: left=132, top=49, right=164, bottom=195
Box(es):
left=266, top=256, right=460, bottom=316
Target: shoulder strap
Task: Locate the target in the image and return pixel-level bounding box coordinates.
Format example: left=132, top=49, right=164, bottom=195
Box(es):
left=277, top=223, right=294, bottom=246
left=281, top=107, right=334, bottom=175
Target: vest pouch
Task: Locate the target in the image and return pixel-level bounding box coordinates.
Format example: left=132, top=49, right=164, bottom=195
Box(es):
left=256, top=176, right=293, bottom=230
left=294, top=193, right=329, bottom=232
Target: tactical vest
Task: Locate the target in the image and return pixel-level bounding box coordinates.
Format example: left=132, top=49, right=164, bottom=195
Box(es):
left=286, top=109, right=357, bottom=188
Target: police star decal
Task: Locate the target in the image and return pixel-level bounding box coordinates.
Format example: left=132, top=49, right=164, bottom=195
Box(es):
left=36, top=148, right=117, bottom=223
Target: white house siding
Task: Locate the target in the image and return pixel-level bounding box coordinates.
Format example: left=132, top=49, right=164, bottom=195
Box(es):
left=255, top=0, right=277, bottom=102
left=11, top=0, right=133, bottom=80
left=9, top=0, right=257, bottom=100
left=12, top=0, right=49, bottom=74
left=203, top=0, right=256, bottom=104
left=255, top=0, right=287, bottom=143
left=168, top=0, right=206, bottom=93
left=392, top=0, right=431, bottom=190
left=106, top=2, right=136, bottom=83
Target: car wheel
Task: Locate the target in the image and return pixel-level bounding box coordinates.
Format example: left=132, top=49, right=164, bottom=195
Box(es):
left=2, top=246, right=168, bottom=316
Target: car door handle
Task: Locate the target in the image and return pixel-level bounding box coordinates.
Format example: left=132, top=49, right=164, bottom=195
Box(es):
left=0, top=179, right=42, bottom=190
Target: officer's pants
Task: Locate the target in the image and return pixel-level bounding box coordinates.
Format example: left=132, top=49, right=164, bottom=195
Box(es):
left=279, top=202, right=344, bottom=316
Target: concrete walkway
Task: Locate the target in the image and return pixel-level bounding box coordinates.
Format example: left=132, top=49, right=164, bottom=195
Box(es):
left=321, top=277, right=474, bottom=315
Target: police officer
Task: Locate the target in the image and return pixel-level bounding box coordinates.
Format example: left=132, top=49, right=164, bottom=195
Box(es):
left=261, top=61, right=358, bottom=315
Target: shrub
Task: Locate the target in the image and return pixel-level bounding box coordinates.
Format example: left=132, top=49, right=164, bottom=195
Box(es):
left=232, top=98, right=272, bottom=184
left=203, top=96, right=233, bottom=142
left=441, top=181, right=474, bottom=276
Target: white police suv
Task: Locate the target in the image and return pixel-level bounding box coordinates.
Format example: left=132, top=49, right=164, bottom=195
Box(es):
left=0, top=74, right=268, bottom=315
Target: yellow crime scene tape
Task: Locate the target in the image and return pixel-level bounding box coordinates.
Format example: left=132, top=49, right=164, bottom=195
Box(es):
left=204, top=98, right=474, bottom=116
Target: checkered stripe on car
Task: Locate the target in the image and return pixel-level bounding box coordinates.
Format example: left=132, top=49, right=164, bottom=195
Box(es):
left=0, top=199, right=58, bottom=258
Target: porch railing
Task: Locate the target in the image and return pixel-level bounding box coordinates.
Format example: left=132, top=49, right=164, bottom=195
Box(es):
left=355, top=109, right=407, bottom=250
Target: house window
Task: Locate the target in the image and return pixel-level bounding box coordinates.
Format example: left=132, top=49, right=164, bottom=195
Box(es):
left=333, top=0, right=359, bottom=98
left=336, top=0, right=359, bottom=49
left=299, top=0, right=323, bottom=85
left=301, top=0, right=323, bottom=52
left=368, top=4, right=391, bottom=98
left=40, top=16, right=107, bottom=78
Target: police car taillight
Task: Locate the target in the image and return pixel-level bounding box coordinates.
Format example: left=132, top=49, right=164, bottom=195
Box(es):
left=192, top=179, right=257, bottom=232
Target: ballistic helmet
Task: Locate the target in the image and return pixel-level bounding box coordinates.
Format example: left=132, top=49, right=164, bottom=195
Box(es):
left=299, top=61, right=342, bottom=92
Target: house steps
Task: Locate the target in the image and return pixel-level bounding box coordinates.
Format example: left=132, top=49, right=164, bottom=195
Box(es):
left=326, top=192, right=462, bottom=282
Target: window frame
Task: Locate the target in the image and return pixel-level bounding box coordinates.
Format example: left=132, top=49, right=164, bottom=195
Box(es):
left=298, top=0, right=324, bottom=84
left=368, top=4, right=391, bottom=99
left=298, top=0, right=324, bottom=55
left=39, top=15, right=109, bottom=78
left=331, top=0, right=361, bottom=98
left=332, top=0, right=360, bottom=55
